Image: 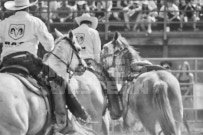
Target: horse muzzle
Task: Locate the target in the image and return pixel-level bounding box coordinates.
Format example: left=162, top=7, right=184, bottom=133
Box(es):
left=75, top=64, right=86, bottom=76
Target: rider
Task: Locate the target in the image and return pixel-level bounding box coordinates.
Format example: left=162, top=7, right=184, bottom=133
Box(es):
left=72, top=13, right=123, bottom=118
left=73, top=13, right=101, bottom=65
left=0, top=0, right=89, bottom=133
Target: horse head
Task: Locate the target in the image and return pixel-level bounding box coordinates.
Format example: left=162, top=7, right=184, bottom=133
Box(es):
left=101, top=32, right=142, bottom=81
left=44, top=29, right=86, bottom=76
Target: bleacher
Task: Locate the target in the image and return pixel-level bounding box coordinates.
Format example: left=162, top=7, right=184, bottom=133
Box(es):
left=1, top=0, right=203, bottom=58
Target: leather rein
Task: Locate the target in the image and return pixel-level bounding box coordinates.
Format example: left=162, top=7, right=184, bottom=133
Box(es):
left=47, top=36, right=83, bottom=73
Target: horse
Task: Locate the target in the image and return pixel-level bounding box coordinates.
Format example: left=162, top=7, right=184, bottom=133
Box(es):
left=100, top=32, right=184, bottom=135
left=0, top=29, right=96, bottom=135
left=49, top=30, right=123, bottom=135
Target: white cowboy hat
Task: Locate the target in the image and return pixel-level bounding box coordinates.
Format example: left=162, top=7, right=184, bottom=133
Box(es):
left=75, top=13, right=98, bottom=29
left=4, top=0, right=38, bottom=11
left=77, top=1, right=87, bottom=5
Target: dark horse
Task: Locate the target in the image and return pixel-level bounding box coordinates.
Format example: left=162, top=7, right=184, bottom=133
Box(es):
left=101, top=32, right=184, bottom=135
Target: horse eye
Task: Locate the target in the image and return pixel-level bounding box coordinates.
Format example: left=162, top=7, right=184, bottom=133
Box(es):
left=77, top=47, right=81, bottom=52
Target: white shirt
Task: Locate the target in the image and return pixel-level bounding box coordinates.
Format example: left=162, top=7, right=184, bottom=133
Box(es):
left=159, top=4, right=180, bottom=19
left=0, top=11, right=54, bottom=59
left=72, top=24, right=101, bottom=63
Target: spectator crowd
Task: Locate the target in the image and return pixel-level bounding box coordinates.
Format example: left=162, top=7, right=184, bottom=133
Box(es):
left=1, top=0, right=203, bottom=34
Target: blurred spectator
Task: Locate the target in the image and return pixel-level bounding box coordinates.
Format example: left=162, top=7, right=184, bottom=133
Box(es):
left=57, top=1, right=73, bottom=22
left=158, top=1, right=180, bottom=31
left=176, top=61, right=194, bottom=94
left=73, top=1, right=90, bottom=17
left=109, top=0, right=123, bottom=21
left=49, top=0, right=59, bottom=22
left=138, top=0, right=158, bottom=34
left=179, top=0, right=200, bottom=31
left=155, top=0, right=163, bottom=11
left=29, top=0, right=38, bottom=16
left=86, top=0, right=95, bottom=11
left=176, top=61, right=195, bottom=120
left=160, top=60, right=172, bottom=72
left=123, top=0, right=142, bottom=31
left=36, top=1, right=48, bottom=22
left=1, top=0, right=14, bottom=18
left=94, top=1, right=106, bottom=22
left=68, top=0, right=76, bottom=6
left=0, top=2, right=3, bottom=20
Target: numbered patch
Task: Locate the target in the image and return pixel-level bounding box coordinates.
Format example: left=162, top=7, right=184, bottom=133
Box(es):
left=9, top=24, right=25, bottom=40
left=75, top=33, right=85, bottom=45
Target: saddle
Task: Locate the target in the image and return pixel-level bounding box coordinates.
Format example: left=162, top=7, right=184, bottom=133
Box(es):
left=0, top=65, right=53, bottom=135
left=126, top=63, right=167, bottom=81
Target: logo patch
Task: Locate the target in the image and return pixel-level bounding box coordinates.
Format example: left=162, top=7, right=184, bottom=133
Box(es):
left=75, top=33, right=85, bottom=45
left=9, top=24, right=25, bottom=40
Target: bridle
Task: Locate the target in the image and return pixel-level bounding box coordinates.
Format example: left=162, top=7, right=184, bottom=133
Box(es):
left=47, top=36, right=84, bottom=73
left=102, top=45, right=127, bottom=70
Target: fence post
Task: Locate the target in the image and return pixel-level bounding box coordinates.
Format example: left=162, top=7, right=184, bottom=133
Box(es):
left=163, top=0, right=168, bottom=57
left=104, top=0, right=109, bottom=41
left=47, top=0, right=50, bottom=31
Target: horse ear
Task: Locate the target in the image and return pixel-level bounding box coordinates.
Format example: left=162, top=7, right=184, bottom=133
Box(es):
left=55, top=28, right=63, bottom=38
left=113, top=31, right=121, bottom=42
left=68, top=30, right=73, bottom=40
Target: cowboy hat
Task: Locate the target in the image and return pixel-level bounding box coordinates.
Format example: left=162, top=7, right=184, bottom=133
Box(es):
left=4, top=0, right=38, bottom=11
left=75, top=13, right=98, bottom=29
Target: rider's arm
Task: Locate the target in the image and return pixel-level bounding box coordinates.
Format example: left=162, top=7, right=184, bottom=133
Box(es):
left=92, top=30, right=101, bottom=63
left=34, top=18, right=54, bottom=52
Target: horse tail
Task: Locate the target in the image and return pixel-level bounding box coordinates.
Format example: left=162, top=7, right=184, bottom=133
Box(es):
left=153, top=80, right=177, bottom=135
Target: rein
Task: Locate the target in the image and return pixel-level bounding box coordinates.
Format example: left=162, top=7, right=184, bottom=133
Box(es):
left=47, top=36, right=82, bottom=73
left=49, top=51, right=74, bottom=73
left=102, top=48, right=128, bottom=70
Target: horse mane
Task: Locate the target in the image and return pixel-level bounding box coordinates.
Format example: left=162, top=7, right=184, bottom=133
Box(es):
left=116, top=36, right=142, bottom=63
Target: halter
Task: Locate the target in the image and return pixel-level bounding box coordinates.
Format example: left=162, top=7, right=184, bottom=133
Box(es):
left=47, top=36, right=83, bottom=73
left=102, top=47, right=128, bottom=70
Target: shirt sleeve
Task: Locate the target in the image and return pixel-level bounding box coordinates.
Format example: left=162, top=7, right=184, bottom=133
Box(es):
left=92, top=30, right=101, bottom=63
left=34, top=19, right=54, bottom=52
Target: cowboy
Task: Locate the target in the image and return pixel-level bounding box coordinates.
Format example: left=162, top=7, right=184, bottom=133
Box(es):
left=73, top=13, right=123, bottom=118
left=73, top=13, right=101, bottom=64
left=0, top=0, right=89, bottom=133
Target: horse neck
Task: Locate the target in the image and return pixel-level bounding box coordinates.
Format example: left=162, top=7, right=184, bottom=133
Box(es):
left=113, top=52, right=130, bottom=86
left=116, top=49, right=140, bottom=84
left=44, top=54, right=67, bottom=77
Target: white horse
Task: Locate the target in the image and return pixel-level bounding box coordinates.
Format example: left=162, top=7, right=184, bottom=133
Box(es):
left=0, top=29, right=96, bottom=135
left=101, top=32, right=184, bottom=135
left=49, top=30, right=123, bottom=135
